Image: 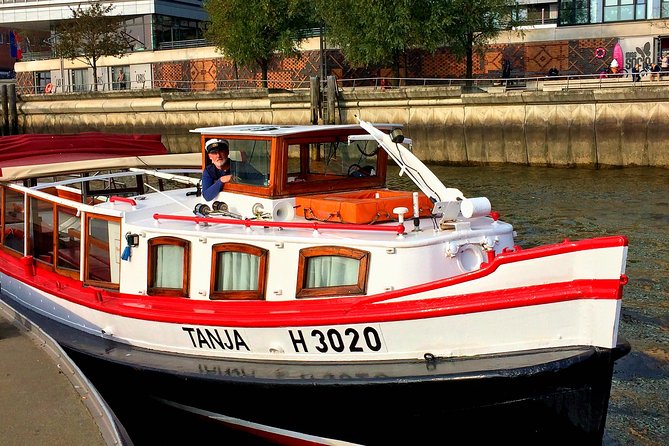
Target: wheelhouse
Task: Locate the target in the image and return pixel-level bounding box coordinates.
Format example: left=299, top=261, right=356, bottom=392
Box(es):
left=196, top=124, right=396, bottom=198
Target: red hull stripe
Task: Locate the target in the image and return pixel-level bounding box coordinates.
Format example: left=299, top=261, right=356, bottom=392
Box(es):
left=0, top=236, right=627, bottom=328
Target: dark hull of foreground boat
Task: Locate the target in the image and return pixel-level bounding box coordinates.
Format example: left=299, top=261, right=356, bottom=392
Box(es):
left=1, top=296, right=629, bottom=446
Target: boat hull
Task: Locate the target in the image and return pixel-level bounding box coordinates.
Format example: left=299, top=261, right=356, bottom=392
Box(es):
left=1, top=293, right=629, bottom=446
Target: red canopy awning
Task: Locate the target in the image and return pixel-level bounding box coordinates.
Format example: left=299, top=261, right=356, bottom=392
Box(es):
left=0, top=133, right=169, bottom=167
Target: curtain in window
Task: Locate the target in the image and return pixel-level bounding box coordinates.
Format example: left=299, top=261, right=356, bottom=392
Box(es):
left=306, top=256, right=359, bottom=288
left=216, top=251, right=259, bottom=291
left=154, top=245, right=184, bottom=288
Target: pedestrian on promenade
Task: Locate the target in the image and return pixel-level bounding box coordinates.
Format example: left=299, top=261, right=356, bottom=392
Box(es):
left=502, top=58, right=511, bottom=85
left=632, top=63, right=641, bottom=83
left=651, top=62, right=661, bottom=81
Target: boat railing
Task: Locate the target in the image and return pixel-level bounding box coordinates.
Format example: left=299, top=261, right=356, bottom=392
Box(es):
left=153, top=213, right=406, bottom=237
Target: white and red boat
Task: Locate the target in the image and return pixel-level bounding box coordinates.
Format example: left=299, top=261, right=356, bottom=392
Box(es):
left=0, top=121, right=629, bottom=445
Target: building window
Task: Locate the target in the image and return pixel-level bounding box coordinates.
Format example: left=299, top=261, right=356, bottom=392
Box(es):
left=71, top=69, right=87, bottom=92
left=148, top=236, right=190, bottom=297
left=296, top=246, right=370, bottom=298
left=663, top=0, right=669, bottom=17
left=85, top=215, right=121, bottom=288
left=111, top=66, right=129, bottom=90
left=558, top=0, right=591, bottom=25
left=210, top=243, right=268, bottom=300
left=603, top=0, right=646, bottom=21
left=35, top=71, right=51, bottom=94
left=2, top=188, right=24, bottom=254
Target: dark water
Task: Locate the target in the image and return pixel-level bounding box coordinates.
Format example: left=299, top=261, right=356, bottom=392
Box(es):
left=86, top=165, right=668, bottom=445
left=390, top=165, right=669, bottom=446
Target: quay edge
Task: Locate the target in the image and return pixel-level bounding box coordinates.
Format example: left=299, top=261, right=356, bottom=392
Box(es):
left=15, top=86, right=669, bottom=168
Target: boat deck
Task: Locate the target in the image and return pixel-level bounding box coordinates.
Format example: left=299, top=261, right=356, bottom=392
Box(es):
left=0, top=298, right=128, bottom=446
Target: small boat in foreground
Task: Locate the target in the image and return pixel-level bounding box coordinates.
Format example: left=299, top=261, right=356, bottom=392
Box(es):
left=0, top=121, right=629, bottom=445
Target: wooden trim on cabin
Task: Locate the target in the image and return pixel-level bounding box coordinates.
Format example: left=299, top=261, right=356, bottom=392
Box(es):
left=209, top=243, right=268, bottom=300
left=147, top=236, right=190, bottom=297
left=296, top=246, right=370, bottom=299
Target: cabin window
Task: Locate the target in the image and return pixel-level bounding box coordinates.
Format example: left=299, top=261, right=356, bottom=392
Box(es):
left=29, top=197, right=54, bottom=264
left=56, top=207, right=81, bottom=275
left=85, top=215, right=121, bottom=288
left=210, top=243, right=267, bottom=300
left=147, top=237, right=190, bottom=297
left=2, top=188, right=25, bottom=254
left=296, top=246, right=370, bottom=298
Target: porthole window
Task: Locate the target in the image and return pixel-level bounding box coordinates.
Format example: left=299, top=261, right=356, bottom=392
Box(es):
left=296, top=246, right=369, bottom=298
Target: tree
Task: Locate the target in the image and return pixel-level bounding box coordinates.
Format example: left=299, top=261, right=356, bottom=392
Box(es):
left=315, top=0, right=438, bottom=78
left=53, top=1, right=130, bottom=92
left=204, top=0, right=315, bottom=88
left=436, top=0, right=521, bottom=80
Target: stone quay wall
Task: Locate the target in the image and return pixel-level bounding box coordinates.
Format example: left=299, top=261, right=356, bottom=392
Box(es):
left=17, top=86, right=669, bottom=168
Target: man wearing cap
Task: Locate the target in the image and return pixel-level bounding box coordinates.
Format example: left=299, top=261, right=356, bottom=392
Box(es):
left=202, top=138, right=234, bottom=201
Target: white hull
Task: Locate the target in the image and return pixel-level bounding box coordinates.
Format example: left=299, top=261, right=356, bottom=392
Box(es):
left=0, top=240, right=625, bottom=363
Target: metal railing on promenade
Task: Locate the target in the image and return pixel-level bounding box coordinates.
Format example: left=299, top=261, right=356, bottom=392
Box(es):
left=15, top=71, right=669, bottom=96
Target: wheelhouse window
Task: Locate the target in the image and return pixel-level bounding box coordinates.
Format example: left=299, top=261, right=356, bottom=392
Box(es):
left=147, top=236, right=190, bottom=297
left=204, top=138, right=271, bottom=187
left=2, top=188, right=25, bottom=254
left=286, top=137, right=379, bottom=183
left=210, top=243, right=267, bottom=300
left=85, top=215, right=121, bottom=288
left=296, top=246, right=370, bottom=298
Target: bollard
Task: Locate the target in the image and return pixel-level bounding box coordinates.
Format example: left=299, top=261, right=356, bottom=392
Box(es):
left=0, top=84, right=7, bottom=136
left=309, top=76, right=320, bottom=125
left=326, top=75, right=337, bottom=125
left=8, top=83, right=17, bottom=135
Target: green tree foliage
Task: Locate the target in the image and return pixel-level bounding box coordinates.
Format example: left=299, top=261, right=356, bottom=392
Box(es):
left=204, top=0, right=315, bottom=87
left=315, top=0, right=439, bottom=78
left=436, top=0, right=521, bottom=80
left=53, top=1, right=130, bottom=91
left=317, top=0, right=519, bottom=81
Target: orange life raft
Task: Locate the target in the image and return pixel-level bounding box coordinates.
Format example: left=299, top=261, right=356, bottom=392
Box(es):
left=295, top=190, right=433, bottom=224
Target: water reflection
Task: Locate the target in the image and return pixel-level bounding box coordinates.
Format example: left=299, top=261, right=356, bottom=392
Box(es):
left=390, top=164, right=669, bottom=445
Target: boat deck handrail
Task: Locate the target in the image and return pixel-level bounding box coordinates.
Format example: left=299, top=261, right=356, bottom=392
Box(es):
left=153, top=213, right=406, bottom=236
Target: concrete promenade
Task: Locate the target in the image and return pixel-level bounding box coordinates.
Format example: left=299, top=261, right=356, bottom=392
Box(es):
left=15, top=85, right=669, bottom=168
left=0, top=299, right=126, bottom=446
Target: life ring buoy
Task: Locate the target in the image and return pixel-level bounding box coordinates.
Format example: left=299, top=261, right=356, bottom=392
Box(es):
left=44, top=83, right=54, bottom=93
left=594, top=47, right=606, bottom=59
